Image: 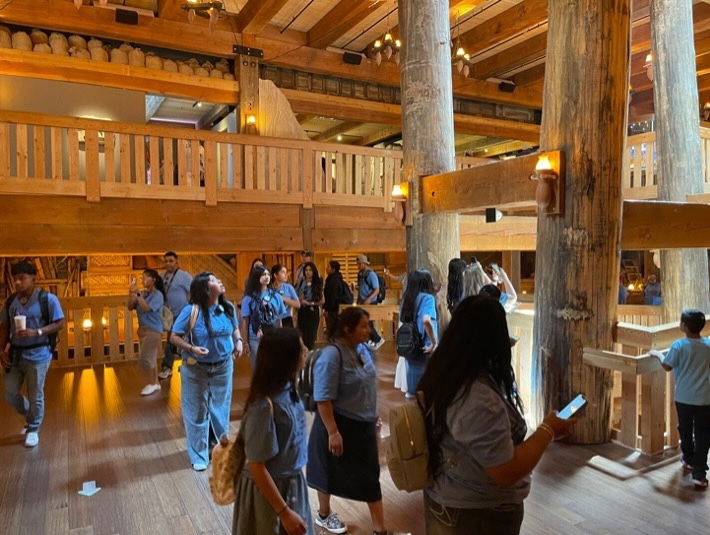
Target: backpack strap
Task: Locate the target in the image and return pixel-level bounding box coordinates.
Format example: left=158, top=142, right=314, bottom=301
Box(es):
left=3, top=292, right=18, bottom=335
left=187, top=304, right=199, bottom=346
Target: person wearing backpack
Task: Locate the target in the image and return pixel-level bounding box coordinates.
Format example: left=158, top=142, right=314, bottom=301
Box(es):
left=233, top=328, right=314, bottom=535
left=295, top=262, right=324, bottom=350
left=240, top=266, right=287, bottom=369
left=270, top=263, right=300, bottom=329
left=307, top=307, right=395, bottom=535
left=0, top=260, right=65, bottom=448
left=127, top=268, right=166, bottom=397
left=169, top=272, right=242, bottom=471
left=398, top=270, right=438, bottom=400
left=355, top=254, right=385, bottom=351
left=418, top=296, right=576, bottom=535
left=323, top=261, right=352, bottom=340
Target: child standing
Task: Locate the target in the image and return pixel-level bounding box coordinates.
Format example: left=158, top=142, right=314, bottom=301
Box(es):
left=653, top=309, right=710, bottom=490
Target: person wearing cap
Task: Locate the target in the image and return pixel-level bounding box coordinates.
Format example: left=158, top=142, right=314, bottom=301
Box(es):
left=355, top=254, right=384, bottom=351
left=0, top=260, right=65, bottom=448
left=295, top=250, right=313, bottom=288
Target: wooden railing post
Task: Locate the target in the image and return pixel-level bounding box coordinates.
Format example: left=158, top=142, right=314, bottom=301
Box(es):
left=204, top=140, right=217, bottom=206
left=90, top=301, right=104, bottom=364
left=303, top=149, right=313, bottom=209
left=85, top=129, right=101, bottom=202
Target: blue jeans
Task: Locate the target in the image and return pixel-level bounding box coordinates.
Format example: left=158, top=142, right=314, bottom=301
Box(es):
left=405, top=356, right=427, bottom=396
left=248, top=335, right=261, bottom=370
left=4, top=357, right=51, bottom=432
left=180, top=358, right=233, bottom=465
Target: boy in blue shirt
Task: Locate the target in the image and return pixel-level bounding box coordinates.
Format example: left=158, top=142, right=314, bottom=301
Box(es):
left=652, top=309, right=710, bottom=489
left=0, top=261, right=65, bottom=448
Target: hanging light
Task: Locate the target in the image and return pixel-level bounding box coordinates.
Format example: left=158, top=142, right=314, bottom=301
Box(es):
left=368, top=14, right=401, bottom=67
left=181, top=1, right=224, bottom=23
left=451, top=13, right=474, bottom=78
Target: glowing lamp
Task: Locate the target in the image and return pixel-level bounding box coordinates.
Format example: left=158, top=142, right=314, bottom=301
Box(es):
left=246, top=114, right=257, bottom=125
left=374, top=40, right=382, bottom=49
left=395, top=39, right=402, bottom=48
left=384, top=33, right=393, bottom=42
left=529, top=153, right=559, bottom=211
left=456, top=47, right=465, bottom=57
left=82, top=318, right=93, bottom=330
left=627, top=284, right=634, bottom=291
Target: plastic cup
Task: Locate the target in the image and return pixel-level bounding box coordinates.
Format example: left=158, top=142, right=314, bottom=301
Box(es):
left=14, top=315, right=26, bottom=331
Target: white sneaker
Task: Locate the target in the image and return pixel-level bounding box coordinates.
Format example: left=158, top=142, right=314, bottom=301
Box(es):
left=315, top=511, right=347, bottom=534
left=140, top=383, right=161, bottom=396
left=372, top=339, right=386, bottom=350
left=158, top=367, right=172, bottom=380
left=24, top=431, right=39, bottom=448
left=192, top=463, right=208, bottom=472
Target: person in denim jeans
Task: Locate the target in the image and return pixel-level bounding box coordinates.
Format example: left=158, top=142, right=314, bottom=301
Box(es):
left=0, top=260, right=65, bottom=448
left=170, top=271, right=243, bottom=471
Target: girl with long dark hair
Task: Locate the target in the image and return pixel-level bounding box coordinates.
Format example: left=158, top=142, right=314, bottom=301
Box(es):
left=419, top=296, right=575, bottom=535
left=307, top=307, right=392, bottom=535
left=169, top=272, right=242, bottom=471
left=295, top=262, right=324, bottom=350
left=127, top=268, right=166, bottom=396
left=270, top=263, right=300, bottom=328
left=446, top=258, right=467, bottom=313
left=240, top=266, right=287, bottom=368
left=399, top=269, right=438, bottom=398
left=233, top=328, right=314, bottom=535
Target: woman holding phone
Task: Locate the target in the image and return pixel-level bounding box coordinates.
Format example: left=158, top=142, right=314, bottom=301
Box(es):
left=170, top=272, right=242, bottom=471
left=419, top=296, right=576, bottom=535
left=127, top=269, right=165, bottom=396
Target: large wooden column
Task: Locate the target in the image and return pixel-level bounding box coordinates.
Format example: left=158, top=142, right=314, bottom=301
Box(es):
left=398, top=0, right=458, bottom=318
left=651, top=0, right=710, bottom=320
left=532, top=0, right=630, bottom=442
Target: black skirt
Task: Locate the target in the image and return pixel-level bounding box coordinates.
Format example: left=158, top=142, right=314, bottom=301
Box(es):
left=306, top=411, right=382, bottom=502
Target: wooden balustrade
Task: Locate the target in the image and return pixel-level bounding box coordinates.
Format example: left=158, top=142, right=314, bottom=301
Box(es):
left=624, top=127, right=710, bottom=199
left=0, top=110, right=416, bottom=212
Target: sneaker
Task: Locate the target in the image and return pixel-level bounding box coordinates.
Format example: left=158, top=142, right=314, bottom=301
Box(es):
left=315, top=511, right=347, bottom=534
left=192, top=463, right=208, bottom=472
left=404, top=392, right=415, bottom=400
left=140, top=383, right=161, bottom=396
left=692, top=477, right=708, bottom=490
left=21, top=425, right=29, bottom=434
left=158, top=367, right=172, bottom=380
left=372, top=339, right=386, bottom=351
left=24, top=431, right=39, bottom=448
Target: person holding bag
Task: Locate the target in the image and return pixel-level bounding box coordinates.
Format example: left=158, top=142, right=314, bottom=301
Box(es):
left=233, top=328, right=313, bottom=535
left=398, top=269, right=438, bottom=399
left=170, top=272, right=242, bottom=471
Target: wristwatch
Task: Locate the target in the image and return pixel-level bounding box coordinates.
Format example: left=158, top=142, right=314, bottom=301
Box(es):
left=37, top=328, right=43, bottom=336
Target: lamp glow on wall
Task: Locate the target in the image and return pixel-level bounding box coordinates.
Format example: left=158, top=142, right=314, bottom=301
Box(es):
left=391, top=181, right=410, bottom=225
left=703, top=102, right=710, bottom=122
left=644, top=53, right=653, bottom=81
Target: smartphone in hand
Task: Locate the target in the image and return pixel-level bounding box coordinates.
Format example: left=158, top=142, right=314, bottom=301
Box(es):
left=490, top=263, right=501, bottom=274
left=558, top=394, right=587, bottom=419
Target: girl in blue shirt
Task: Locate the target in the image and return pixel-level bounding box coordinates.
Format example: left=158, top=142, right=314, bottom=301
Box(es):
left=270, top=263, right=301, bottom=328
left=233, top=328, right=313, bottom=535
left=170, top=272, right=242, bottom=471
left=241, top=266, right=286, bottom=369
left=399, top=269, right=438, bottom=398
left=127, top=269, right=165, bottom=397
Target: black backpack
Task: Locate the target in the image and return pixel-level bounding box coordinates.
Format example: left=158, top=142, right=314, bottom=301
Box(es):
left=298, top=344, right=342, bottom=411
left=359, top=269, right=386, bottom=304
left=396, top=321, right=424, bottom=362
left=248, top=291, right=277, bottom=335
left=4, top=289, right=58, bottom=352
left=339, top=278, right=354, bottom=305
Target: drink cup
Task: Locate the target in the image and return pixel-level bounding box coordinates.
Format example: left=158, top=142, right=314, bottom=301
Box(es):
left=14, top=315, right=26, bottom=331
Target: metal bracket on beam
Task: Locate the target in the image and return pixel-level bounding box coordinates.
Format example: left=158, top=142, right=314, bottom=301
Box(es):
left=233, top=45, right=264, bottom=59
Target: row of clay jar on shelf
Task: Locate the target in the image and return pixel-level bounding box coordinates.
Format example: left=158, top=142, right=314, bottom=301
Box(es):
left=0, top=26, right=235, bottom=80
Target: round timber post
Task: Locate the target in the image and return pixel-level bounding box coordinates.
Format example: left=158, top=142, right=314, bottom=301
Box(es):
left=532, top=0, right=631, bottom=442
left=398, top=0, right=459, bottom=327
left=650, top=0, right=710, bottom=320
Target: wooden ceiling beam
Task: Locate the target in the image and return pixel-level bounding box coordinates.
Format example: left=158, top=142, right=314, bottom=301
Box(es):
left=457, top=0, right=548, bottom=58
left=512, top=63, right=545, bottom=87
left=354, top=126, right=402, bottom=146
left=471, top=33, right=547, bottom=80
left=307, top=0, right=381, bottom=49
left=312, top=121, right=362, bottom=142
left=0, top=0, right=541, bottom=109
left=157, top=0, right=186, bottom=21
left=283, top=89, right=540, bottom=142
left=234, top=0, right=291, bottom=35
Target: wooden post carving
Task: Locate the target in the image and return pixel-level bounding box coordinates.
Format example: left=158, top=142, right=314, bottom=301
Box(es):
left=533, top=0, right=630, bottom=442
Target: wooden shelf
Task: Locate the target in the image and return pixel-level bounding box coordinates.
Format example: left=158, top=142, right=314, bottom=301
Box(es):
left=0, top=48, right=239, bottom=103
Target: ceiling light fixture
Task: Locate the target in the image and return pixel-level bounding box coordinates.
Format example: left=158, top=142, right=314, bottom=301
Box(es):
left=181, top=1, right=224, bottom=31
left=451, top=12, right=474, bottom=77
left=368, top=12, right=401, bottom=66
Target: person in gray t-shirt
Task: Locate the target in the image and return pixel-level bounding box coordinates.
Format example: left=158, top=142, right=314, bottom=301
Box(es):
left=159, top=251, right=192, bottom=379
left=419, top=295, right=575, bottom=535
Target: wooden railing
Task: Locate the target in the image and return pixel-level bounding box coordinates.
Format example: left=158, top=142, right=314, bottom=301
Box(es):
left=0, top=110, right=411, bottom=212
left=624, top=127, right=710, bottom=199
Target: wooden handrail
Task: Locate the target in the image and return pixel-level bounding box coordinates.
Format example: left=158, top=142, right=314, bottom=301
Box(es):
left=583, top=347, right=662, bottom=375
left=614, top=317, right=710, bottom=349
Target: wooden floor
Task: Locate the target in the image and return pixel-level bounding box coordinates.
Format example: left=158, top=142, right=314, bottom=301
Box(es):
left=1, top=344, right=708, bottom=535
